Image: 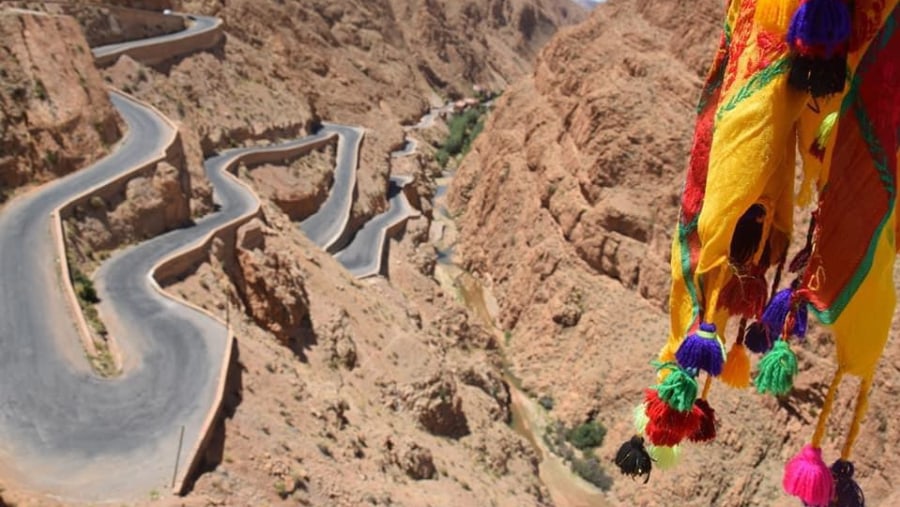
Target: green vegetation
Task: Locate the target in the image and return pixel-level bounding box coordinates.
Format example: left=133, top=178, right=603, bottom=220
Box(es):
left=33, top=79, right=47, bottom=101
left=571, top=456, right=613, bottom=490
left=567, top=421, right=607, bottom=450
left=538, top=394, right=554, bottom=411
left=67, top=251, right=117, bottom=376
left=435, top=106, right=488, bottom=168
left=542, top=419, right=613, bottom=490
left=44, top=150, right=58, bottom=168
left=72, top=268, right=99, bottom=305
left=89, top=195, right=106, bottom=210
left=274, top=480, right=287, bottom=499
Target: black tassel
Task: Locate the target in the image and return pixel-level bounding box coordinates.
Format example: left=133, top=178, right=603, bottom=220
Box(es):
left=744, top=321, right=773, bottom=354
left=614, top=435, right=652, bottom=484
left=831, top=459, right=865, bottom=507
left=789, top=54, right=847, bottom=98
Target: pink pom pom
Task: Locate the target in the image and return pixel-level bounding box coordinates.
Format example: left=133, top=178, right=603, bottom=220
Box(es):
left=783, top=445, right=835, bottom=507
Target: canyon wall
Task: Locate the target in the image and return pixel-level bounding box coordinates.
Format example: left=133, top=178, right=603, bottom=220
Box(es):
left=449, top=1, right=900, bottom=505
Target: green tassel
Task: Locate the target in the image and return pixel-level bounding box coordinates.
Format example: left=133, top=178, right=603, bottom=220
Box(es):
left=815, top=112, right=839, bottom=149
left=754, top=340, right=798, bottom=396
left=647, top=444, right=682, bottom=470
left=633, top=403, right=649, bottom=434
left=654, top=362, right=698, bottom=412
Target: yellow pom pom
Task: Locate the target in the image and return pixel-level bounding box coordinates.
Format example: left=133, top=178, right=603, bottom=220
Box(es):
left=647, top=444, right=681, bottom=470
left=633, top=403, right=649, bottom=434
left=720, top=342, right=751, bottom=388
left=815, top=112, right=839, bottom=150
left=754, top=0, right=798, bottom=34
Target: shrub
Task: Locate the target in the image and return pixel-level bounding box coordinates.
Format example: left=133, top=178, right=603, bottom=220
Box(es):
left=566, top=421, right=606, bottom=450
left=34, top=79, right=48, bottom=100
left=89, top=196, right=106, bottom=210
left=439, top=107, right=486, bottom=162
left=435, top=149, right=450, bottom=168
left=570, top=457, right=613, bottom=490
left=44, top=150, right=58, bottom=167
left=72, top=270, right=100, bottom=304
left=538, top=395, right=554, bottom=411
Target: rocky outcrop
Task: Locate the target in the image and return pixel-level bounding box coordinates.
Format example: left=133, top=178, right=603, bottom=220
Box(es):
left=432, top=307, right=497, bottom=351
left=64, top=132, right=194, bottom=262
left=97, top=0, right=584, bottom=250
left=458, top=363, right=510, bottom=422
left=242, top=141, right=336, bottom=222
left=0, top=10, right=121, bottom=197
left=383, top=371, right=470, bottom=438
left=448, top=1, right=900, bottom=506
left=320, top=309, right=358, bottom=370
left=382, top=437, right=436, bottom=480
left=233, top=219, right=311, bottom=347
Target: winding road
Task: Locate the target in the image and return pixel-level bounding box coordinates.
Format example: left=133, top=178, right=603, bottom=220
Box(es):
left=92, top=12, right=222, bottom=67
left=335, top=175, right=416, bottom=278
left=0, top=93, right=222, bottom=501
left=299, top=123, right=365, bottom=252
left=0, top=5, right=415, bottom=501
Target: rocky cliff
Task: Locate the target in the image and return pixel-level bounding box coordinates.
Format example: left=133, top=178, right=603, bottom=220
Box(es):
left=98, top=0, right=584, bottom=233
left=449, top=1, right=900, bottom=505
left=0, top=10, right=121, bottom=199
left=0, top=1, right=591, bottom=505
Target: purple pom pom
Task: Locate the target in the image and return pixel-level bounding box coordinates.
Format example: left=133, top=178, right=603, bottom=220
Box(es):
left=787, top=0, right=852, bottom=56
left=744, top=321, right=772, bottom=354
left=675, top=323, right=726, bottom=376
left=762, top=288, right=793, bottom=339
left=831, top=460, right=864, bottom=507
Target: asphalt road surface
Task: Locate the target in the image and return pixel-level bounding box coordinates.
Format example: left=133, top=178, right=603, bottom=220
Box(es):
left=0, top=8, right=367, bottom=500
left=334, top=175, right=415, bottom=277
left=91, top=13, right=220, bottom=63
left=0, top=93, right=226, bottom=501
left=299, top=123, right=364, bottom=252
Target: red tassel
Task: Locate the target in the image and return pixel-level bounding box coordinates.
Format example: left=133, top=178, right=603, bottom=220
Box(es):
left=689, top=399, right=717, bottom=443
left=720, top=269, right=769, bottom=319
left=644, top=389, right=700, bottom=447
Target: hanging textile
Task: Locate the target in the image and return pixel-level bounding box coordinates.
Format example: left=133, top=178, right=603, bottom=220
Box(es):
left=614, top=1, right=900, bottom=505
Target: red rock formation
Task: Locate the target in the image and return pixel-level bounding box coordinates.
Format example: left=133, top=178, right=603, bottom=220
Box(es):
left=450, top=1, right=900, bottom=505
left=0, top=11, right=121, bottom=197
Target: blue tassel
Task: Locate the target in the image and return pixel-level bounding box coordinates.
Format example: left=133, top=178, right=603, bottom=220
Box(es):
left=761, top=287, right=792, bottom=338
left=744, top=321, right=773, bottom=354
left=793, top=302, right=809, bottom=338
left=786, top=0, right=851, bottom=97
left=675, top=323, right=726, bottom=376
left=787, top=0, right=851, bottom=55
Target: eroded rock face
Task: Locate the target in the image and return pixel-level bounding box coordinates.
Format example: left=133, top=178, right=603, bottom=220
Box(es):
left=383, top=371, right=470, bottom=438
left=382, top=437, right=436, bottom=480
left=458, top=364, right=510, bottom=423
left=0, top=11, right=121, bottom=196
left=65, top=134, right=194, bottom=255
left=321, top=309, right=358, bottom=370
left=433, top=307, right=497, bottom=351
left=243, top=142, right=336, bottom=222
left=234, top=219, right=311, bottom=346
left=448, top=1, right=900, bottom=505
